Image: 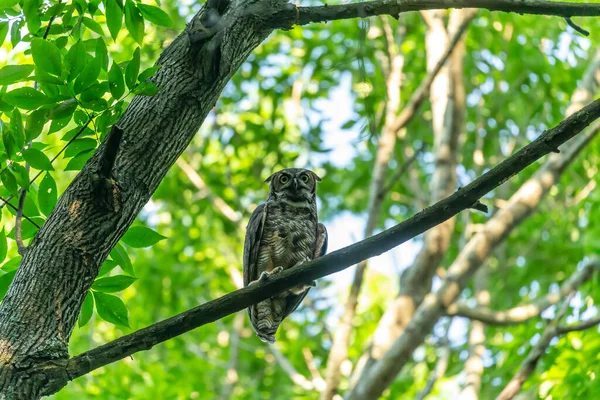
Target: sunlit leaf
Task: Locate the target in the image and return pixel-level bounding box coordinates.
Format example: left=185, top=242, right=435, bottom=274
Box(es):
left=92, top=275, right=137, bottom=293
left=3, top=88, right=48, bottom=110
left=105, top=0, right=123, bottom=41
left=38, top=173, right=57, bottom=216
left=73, top=57, right=102, bottom=94
left=122, top=226, right=166, bottom=248
left=31, top=39, right=62, bottom=77
left=138, top=4, right=172, bottom=27
left=78, top=291, right=94, bottom=327
left=0, top=65, right=35, bottom=85
left=22, top=148, right=53, bottom=171
left=125, top=47, right=140, bottom=90
left=108, top=61, right=125, bottom=99
left=124, top=0, right=144, bottom=45
left=93, top=291, right=129, bottom=327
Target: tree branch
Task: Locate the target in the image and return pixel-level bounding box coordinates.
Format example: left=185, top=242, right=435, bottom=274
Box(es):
left=448, top=260, right=599, bottom=325
left=31, top=98, right=600, bottom=394
left=268, top=0, right=600, bottom=29
left=391, top=10, right=474, bottom=134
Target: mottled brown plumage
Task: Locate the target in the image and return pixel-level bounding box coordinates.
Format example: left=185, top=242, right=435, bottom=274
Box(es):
left=243, top=168, right=328, bottom=343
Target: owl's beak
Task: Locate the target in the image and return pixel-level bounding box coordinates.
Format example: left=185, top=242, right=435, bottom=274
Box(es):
left=293, top=178, right=299, bottom=190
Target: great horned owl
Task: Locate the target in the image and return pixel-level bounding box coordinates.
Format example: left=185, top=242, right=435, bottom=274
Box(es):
left=243, top=168, right=328, bottom=343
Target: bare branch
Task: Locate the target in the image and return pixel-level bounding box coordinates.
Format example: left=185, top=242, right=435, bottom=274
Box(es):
left=448, top=260, right=599, bottom=325
left=390, top=10, right=475, bottom=133
left=268, top=0, right=600, bottom=29
left=269, top=345, right=315, bottom=391
left=31, top=98, right=600, bottom=394
left=176, top=158, right=242, bottom=223
left=557, top=315, right=600, bottom=335
left=14, top=189, right=27, bottom=255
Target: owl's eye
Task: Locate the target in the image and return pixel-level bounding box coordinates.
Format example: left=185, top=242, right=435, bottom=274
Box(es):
left=300, top=174, right=309, bottom=183
left=279, top=175, right=289, bottom=184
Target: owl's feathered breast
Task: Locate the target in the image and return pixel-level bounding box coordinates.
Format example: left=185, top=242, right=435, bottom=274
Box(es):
left=259, top=200, right=318, bottom=270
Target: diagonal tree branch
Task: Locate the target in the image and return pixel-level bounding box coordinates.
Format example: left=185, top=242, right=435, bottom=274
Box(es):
left=448, top=260, right=599, bottom=325
left=267, top=0, right=600, bottom=29
left=31, top=98, right=600, bottom=396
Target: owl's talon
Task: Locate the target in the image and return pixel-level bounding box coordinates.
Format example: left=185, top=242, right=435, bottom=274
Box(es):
left=271, top=266, right=284, bottom=274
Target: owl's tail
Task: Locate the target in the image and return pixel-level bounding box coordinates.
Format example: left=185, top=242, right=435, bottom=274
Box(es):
left=249, top=299, right=282, bottom=343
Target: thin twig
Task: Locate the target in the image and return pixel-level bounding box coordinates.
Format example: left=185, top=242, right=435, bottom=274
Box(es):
left=378, top=143, right=426, bottom=198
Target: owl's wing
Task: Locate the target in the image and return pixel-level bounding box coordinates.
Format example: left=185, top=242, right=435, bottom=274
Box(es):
left=243, top=203, right=267, bottom=287
left=281, top=223, right=329, bottom=320
left=315, top=223, right=328, bottom=258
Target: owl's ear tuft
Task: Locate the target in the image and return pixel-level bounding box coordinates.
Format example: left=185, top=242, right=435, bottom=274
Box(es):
left=310, top=171, right=322, bottom=182
left=264, top=172, right=277, bottom=184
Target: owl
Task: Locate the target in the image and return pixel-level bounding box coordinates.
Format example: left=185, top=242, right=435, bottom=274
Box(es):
left=243, top=168, right=328, bottom=343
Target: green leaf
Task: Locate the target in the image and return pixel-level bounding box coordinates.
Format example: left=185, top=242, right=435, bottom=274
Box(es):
left=124, top=0, right=144, bottom=45
left=0, top=169, right=18, bottom=195
left=22, top=148, right=53, bottom=171
left=108, top=61, right=125, bottom=99
left=122, top=226, right=166, bottom=248
left=138, top=65, right=161, bottom=82
left=0, top=0, right=19, bottom=7
left=73, top=57, right=101, bottom=94
left=105, top=0, right=123, bottom=41
left=31, top=39, right=62, bottom=77
left=98, top=259, right=118, bottom=277
left=64, top=149, right=93, bottom=171
left=0, top=270, right=16, bottom=300
left=49, top=99, right=78, bottom=121
left=10, top=18, right=21, bottom=47
left=65, top=40, right=87, bottom=82
left=78, top=291, right=94, bottom=327
left=92, top=275, right=137, bottom=293
left=0, top=65, right=35, bottom=85
left=125, top=47, right=140, bottom=91
left=2, top=127, right=17, bottom=160
left=1, top=256, right=21, bottom=272
left=3, top=88, right=48, bottom=110
left=25, top=109, right=48, bottom=141
left=0, top=22, right=8, bottom=44
left=137, top=4, right=172, bottom=27
left=10, top=163, right=29, bottom=189
left=38, top=173, right=57, bottom=216
left=132, top=81, right=158, bottom=96
left=82, top=17, right=104, bottom=36
left=64, top=138, right=97, bottom=158
left=10, top=109, right=24, bottom=150
left=96, top=38, right=109, bottom=72
left=0, top=230, right=7, bottom=264
left=110, top=243, right=134, bottom=275
left=80, top=82, right=108, bottom=103
left=23, top=0, right=42, bottom=34
left=93, top=291, right=129, bottom=327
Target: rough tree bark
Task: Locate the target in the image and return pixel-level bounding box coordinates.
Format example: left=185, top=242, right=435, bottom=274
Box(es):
left=0, top=1, right=599, bottom=399
left=347, top=45, right=600, bottom=399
